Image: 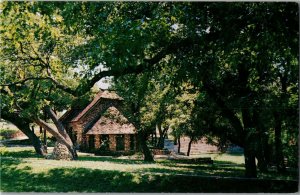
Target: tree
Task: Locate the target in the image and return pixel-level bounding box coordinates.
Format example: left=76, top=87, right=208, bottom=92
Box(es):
left=0, top=1, right=86, bottom=159
left=113, top=73, right=155, bottom=161
left=63, top=2, right=298, bottom=176
left=165, top=3, right=298, bottom=177
left=1, top=2, right=297, bottom=177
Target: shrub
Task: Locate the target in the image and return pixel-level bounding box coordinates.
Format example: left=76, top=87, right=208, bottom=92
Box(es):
left=0, top=129, right=18, bottom=139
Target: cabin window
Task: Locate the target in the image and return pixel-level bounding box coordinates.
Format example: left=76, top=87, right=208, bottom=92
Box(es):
left=130, top=134, right=135, bottom=150
left=116, top=135, right=125, bottom=151
left=100, top=135, right=109, bottom=150
left=88, top=135, right=95, bottom=149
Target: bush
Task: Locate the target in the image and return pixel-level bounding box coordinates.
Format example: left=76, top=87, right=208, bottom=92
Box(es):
left=0, top=129, right=18, bottom=140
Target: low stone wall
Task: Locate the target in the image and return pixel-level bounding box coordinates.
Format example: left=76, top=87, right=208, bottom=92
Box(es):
left=151, top=148, right=171, bottom=155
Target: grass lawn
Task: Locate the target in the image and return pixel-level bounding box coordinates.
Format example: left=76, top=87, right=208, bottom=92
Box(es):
left=0, top=146, right=298, bottom=192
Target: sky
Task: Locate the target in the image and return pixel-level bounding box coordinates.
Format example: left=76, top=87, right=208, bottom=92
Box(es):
left=95, top=76, right=112, bottom=90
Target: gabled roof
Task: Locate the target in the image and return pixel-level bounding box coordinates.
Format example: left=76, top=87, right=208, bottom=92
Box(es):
left=71, top=90, right=123, bottom=122
left=86, top=106, right=136, bottom=135
left=59, top=108, right=85, bottom=125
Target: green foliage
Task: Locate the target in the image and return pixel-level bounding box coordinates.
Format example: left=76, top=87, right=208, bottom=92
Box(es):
left=108, top=2, right=298, bottom=169
left=0, top=129, right=18, bottom=140
left=1, top=1, right=298, bottom=173
left=0, top=1, right=84, bottom=120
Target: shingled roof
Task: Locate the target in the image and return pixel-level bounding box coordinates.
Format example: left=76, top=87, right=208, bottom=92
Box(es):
left=71, top=90, right=123, bottom=122
left=59, top=108, right=85, bottom=125
left=86, top=106, right=136, bottom=135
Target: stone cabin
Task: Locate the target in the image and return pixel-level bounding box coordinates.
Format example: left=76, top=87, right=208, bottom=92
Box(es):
left=59, top=90, right=137, bottom=154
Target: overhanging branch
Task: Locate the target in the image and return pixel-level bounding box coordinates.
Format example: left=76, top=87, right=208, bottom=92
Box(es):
left=3, top=37, right=195, bottom=97
left=203, top=81, right=245, bottom=138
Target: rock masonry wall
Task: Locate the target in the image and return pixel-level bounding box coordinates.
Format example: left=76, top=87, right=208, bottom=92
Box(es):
left=47, top=142, right=73, bottom=160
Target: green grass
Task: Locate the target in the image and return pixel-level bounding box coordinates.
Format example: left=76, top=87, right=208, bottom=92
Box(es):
left=0, top=147, right=298, bottom=192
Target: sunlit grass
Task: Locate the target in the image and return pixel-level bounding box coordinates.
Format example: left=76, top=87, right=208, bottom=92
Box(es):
left=1, top=146, right=298, bottom=192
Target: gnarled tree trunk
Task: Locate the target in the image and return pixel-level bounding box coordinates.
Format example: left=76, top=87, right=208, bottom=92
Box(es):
left=1, top=112, right=47, bottom=156
left=35, top=106, right=78, bottom=160
left=138, top=131, right=154, bottom=162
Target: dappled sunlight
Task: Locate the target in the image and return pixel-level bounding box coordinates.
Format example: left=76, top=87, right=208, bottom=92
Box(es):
left=1, top=147, right=298, bottom=192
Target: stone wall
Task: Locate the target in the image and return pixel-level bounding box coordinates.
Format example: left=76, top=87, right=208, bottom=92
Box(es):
left=95, top=135, right=100, bottom=148
left=69, top=122, right=84, bottom=145
left=48, top=142, right=73, bottom=160
left=124, top=134, right=130, bottom=151
left=68, top=99, right=121, bottom=147
left=80, top=133, right=138, bottom=153
left=81, top=99, right=121, bottom=131
left=86, top=135, right=90, bottom=147
left=109, top=134, right=116, bottom=151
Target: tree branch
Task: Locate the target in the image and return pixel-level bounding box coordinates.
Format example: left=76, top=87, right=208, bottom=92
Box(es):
left=1, top=77, right=52, bottom=86
left=19, top=42, right=48, bottom=67
left=73, top=37, right=195, bottom=96
left=34, top=118, right=73, bottom=149
left=203, top=81, right=245, bottom=138
left=4, top=37, right=195, bottom=97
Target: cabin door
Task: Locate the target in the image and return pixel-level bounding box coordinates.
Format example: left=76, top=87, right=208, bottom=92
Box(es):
left=89, top=135, right=95, bottom=150
left=116, top=135, right=125, bottom=151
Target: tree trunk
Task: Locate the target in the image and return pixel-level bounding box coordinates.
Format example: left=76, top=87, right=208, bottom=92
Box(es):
left=255, top=126, right=270, bottom=173
left=44, top=128, right=47, bottom=147
left=242, top=109, right=258, bottom=178
left=1, top=112, right=47, bottom=156
left=138, top=131, right=154, bottom=162
left=252, top=110, right=268, bottom=172
left=187, top=137, right=193, bottom=156
left=173, top=137, right=177, bottom=145
left=19, top=124, right=47, bottom=156
left=256, top=140, right=269, bottom=173
left=274, top=112, right=286, bottom=172
left=244, top=130, right=257, bottom=177
left=177, top=137, right=181, bottom=153
left=35, top=106, right=78, bottom=160
left=244, top=146, right=257, bottom=178
left=154, top=128, right=157, bottom=146
left=36, top=119, right=78, bottom=160
left=156, top=123, right=167, bottom=149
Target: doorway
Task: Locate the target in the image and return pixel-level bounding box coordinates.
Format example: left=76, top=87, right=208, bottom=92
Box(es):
left=116, top=135, right=125, bottom=151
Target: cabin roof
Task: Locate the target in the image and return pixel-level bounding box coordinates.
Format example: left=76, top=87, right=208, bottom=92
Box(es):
left=86, top=106, right=136, bottom=135
left=71, top=90, right=123, bottom=122
left=59, top=108, right=85, bottom=125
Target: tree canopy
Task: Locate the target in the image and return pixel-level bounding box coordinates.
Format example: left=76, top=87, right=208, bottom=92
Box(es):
left=0, top=1, right=298, bottom=177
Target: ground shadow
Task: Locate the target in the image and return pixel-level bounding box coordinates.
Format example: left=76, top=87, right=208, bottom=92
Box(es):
left=1, top=149, right=42, bottom=158
left=1, top=149, right=298, bottom=192
left=78, top=156, right=152, bottom=165
left=1, top=158, right=298, bottom=192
